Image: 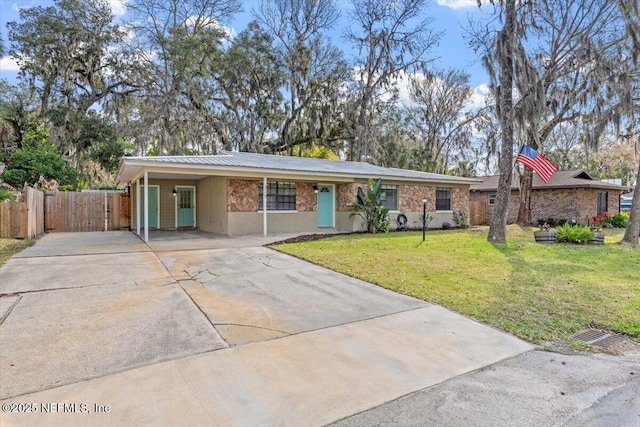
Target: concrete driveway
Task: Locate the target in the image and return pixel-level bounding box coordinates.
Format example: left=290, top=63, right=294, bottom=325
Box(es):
left=0, top=230, right=536, bottom=426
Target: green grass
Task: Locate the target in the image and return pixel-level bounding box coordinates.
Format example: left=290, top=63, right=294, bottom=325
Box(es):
left=273, top=226, right=640, bottom=344
left=0, top=238, right=34, bottom=267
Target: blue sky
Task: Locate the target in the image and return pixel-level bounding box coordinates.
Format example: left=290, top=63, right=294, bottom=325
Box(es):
left=0, top=0, right=489, bottom=93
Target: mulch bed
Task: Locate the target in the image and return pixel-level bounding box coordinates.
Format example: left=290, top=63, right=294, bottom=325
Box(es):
left=268, top=232, right=362, bottom=245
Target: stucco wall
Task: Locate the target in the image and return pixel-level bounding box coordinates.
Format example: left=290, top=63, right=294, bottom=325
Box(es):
left=228, top=212, right=317, bottom=236
left=197, top=176, right=228, bottom=234
left=131, top=178, right=198, bottom=229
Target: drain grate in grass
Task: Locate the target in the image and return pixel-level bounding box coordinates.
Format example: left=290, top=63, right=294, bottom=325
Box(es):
left=572, top=329, right=627, bottom=348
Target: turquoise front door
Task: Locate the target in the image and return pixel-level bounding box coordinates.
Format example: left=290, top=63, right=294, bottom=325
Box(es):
left=176, top=187, right=195, bottom=227
left=140, top=186, right=159, bottom=228
left=317, top=184, right=334, bottom=228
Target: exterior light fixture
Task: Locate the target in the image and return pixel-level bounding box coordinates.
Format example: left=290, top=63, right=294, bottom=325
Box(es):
left=172, top=189, right=177, bottom=197
left=313, top=185, right=319, bottom=194
left=422, top=198, right=427, bottom=242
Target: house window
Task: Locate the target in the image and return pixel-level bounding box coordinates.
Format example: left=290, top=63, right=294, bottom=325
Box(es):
left=258, top=182, right=296, bottom=211
left=597, top=191, right=608, bottom=215
left=436, top=187, right=452, bottom=211
left=488, top=193, right=496, bottom=205
left=381, top=185, right=398, bottom=210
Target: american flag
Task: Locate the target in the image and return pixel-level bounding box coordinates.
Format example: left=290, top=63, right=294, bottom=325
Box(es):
left=516, top=145, right=557, bottom=183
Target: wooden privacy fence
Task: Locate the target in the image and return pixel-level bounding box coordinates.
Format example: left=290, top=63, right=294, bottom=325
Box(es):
left=469, top=201, right=487, bottom=226
left=44, top=191, right=130, bottom=232
left=0, top=186, right=44, bottom=239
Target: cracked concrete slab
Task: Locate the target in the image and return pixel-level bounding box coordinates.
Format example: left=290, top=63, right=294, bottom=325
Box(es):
left=180, top=254, right=428, bottom=346
left=0, top=252, right=171, bottom=294
left=0, top=283, right=226, bottom=400
left=0, top=306, right=534, bottom=427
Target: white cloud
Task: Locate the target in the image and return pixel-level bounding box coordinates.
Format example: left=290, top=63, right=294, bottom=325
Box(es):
left=185, top=16, right=237, bottom=41
left=108, top=0, right=127, bottom=17
left=0, top=56, right=20, bottom=72
left=468, top=83, right=490, bottom=110
left=436, top=0, right=478, bottom=9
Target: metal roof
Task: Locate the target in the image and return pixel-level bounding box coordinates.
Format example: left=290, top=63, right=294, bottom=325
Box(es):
left=471, top=169, right=628, bottom=191
left=117, top=151, right=480, bottom=185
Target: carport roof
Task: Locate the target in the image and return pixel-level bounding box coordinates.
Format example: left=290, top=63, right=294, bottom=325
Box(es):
left=116, top=151, right=481, bottom=185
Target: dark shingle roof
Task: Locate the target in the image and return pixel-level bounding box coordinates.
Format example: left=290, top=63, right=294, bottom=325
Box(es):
left=471, top=169, right=627, bottom=191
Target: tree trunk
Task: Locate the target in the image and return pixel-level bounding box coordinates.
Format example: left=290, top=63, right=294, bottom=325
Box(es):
left=517, top=167, right=533, bottom=225
left=620, top=160, right=640, bottom=245
left=488, top=0, right=516, bottom=243
left=516, top=131, right=538, bottom=225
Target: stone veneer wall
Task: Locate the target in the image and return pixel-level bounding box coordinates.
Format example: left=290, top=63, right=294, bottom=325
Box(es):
left=336, top=183, right=364, bottom=211
left=228, top=179, right=258, bottom=212
left=296, top=182, right=316, bottom=212
left=337, top=183, right=470, bottom=213
left=227, top=179, right=318, bottom=213
left=452, top=187, right=469, bottom=212
left=398, top=186, right=435, bottom=211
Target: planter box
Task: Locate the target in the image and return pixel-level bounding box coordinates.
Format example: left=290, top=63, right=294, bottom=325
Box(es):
left=534, top=230, right=556, bottom=244
left=590, top=231, right=605, bottom=245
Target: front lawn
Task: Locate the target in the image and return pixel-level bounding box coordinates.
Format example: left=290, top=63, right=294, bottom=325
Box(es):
left=0, top=238, right=34, bottom=267
left=272, top=226, right=639, bottom=344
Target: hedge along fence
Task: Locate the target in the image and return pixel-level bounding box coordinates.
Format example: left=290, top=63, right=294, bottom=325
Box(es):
left=0, top=186, right=44, bottom=239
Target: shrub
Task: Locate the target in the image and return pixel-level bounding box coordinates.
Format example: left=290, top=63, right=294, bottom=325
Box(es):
left=452, top=211, right=469, bottom=229
left=0, top=189, right=13, bottom=201
left=417, top=213, right=434, bottom=229
left=442, top=221, right=453, bottom=230
left=348, top=178, right=390, bottom=234
left=555, top=223, right=593, bottom=244
left=605, top=212, right=628, bottom=228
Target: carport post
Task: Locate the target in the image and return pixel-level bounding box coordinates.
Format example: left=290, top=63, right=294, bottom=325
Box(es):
left=263, top=176, right=267, bottom=236
left=136, top=178, right=141, bottom=236
left=144, top=171, right=149, bottom=243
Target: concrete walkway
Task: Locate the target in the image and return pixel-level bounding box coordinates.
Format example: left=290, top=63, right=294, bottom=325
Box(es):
left=0, top=230, right=572, bottom=426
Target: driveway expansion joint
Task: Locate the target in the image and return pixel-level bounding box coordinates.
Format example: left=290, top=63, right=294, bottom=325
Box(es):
left=0, top=295, right=22, bottom=326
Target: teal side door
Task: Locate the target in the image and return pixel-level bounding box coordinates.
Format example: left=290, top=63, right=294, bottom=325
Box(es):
left=317, top=185, right=334, bottom=228
left=177, top=187, right=195, bottom=227
left=140, top=186, right=159, bottom=228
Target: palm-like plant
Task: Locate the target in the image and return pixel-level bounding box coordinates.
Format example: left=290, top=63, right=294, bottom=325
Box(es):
left=348, top=178, right=390, bottom=233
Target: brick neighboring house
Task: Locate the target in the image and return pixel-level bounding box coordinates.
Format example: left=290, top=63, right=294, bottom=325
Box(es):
left=470, top=170, right=627, bottom=225
left=116, top=151, right=480, bottom=241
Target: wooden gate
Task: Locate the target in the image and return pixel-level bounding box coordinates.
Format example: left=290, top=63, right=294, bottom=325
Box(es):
left=0, top=186, right=44, bottom=239
left=470, top=201, right=487, bottom=226
left=44, top=191, right=130, bottom=232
